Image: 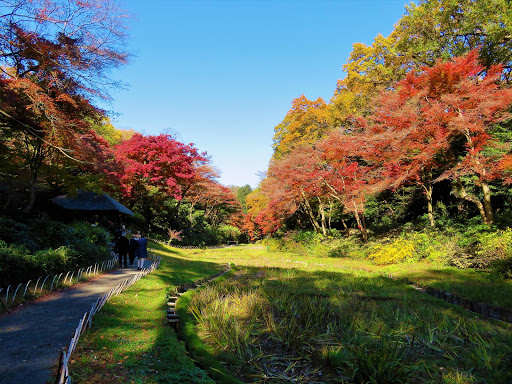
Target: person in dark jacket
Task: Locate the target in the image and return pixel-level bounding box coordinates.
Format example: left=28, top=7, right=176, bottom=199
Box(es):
left=136, top=233, right=148, bottom=270
left=129, top=231, right=140, bottom=266
left=115, top=232, right=130, bottom=268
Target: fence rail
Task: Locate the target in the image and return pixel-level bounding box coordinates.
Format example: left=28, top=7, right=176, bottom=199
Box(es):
left=0, top=251, right=118, bottom=311
left=166, top=244, right=227, bottom=250
left=56, top=254, right=161, bottom=384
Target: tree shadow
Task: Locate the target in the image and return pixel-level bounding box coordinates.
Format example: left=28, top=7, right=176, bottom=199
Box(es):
left=67, top=248, right=512, bottom=384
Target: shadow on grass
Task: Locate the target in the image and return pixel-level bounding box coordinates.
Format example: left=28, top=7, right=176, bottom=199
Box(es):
left=69, top=244, right=230, bottom=384
left=398, top=266, right=512, bottom=308
left=70, top=247, right=512, bottom=384
left=148, top=241, right=180, bottom=254
left=176, top=265, right=512, bottom=384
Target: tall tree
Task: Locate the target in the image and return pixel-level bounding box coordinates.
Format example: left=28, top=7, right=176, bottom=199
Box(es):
left=188, top=180, right=241, bottom=227
left=266, top=144, right=330, bottom=235
left=395, top=0, right=512, bottom=76
left=272, top=96, right=330, bottom=158
left=368, top=51, right=512, bottom=225
left=236, top=184, right=252, bottom=213
left=318, top=131, right=382, bottom=242
left=113, top=134, right=208, bottom=202
left=0, top=0, right=130, bottom=212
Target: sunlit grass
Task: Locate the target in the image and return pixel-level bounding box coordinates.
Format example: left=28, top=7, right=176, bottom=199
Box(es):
left=70, top=242, right=223, bottom=384
left=187, top=265, right=512, bottom=383
left=69, top=244, right=512, bottom=383
left=192, top=245, right=512, bottom=309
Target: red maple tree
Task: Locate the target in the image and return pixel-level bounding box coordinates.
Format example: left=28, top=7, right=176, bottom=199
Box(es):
left=367, top=51, right=512, bottom=225
left=113, top=134, right=208, bottom=201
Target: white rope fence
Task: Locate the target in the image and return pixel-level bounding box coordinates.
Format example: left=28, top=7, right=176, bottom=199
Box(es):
left=56, top=253, right=161, bottom=384
left=0, top=251, right=118, bottom=311
left=170, top=245, right=225, bottom=249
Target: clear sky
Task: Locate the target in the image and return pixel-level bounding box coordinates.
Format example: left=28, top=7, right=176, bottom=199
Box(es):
left=103, top=0, right=409, bottom=188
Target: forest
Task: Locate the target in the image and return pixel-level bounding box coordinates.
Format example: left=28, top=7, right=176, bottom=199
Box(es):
left=0, top=0, right=250, bottom=285
left=243, top=0, right=512, bottom=274
left=2, top=0, right=512, bottom=281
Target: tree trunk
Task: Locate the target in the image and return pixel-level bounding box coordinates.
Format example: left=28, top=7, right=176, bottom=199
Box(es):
left=22, top=170, right=38, bottom=214
left=481, top=180, right=494, bottom=225
left=455, top=179, right=490, bottom=225
left=317, top=198, right=327, bottom=236
left=301, top=191, right=321, bottom=233
left=171, top=183, right=192, bottom=220
left=421, top=181, right=435, bottom=227
left=352, top=199, right=368, bottom=243
left=460, top=124, right=494, bottom=225
left=327, top=200, right=333, bottom=230
left=22, top=138, right=44, bottom=214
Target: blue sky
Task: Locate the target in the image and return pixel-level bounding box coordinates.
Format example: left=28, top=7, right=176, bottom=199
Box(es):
left=104, top=0, right=409, bottom=188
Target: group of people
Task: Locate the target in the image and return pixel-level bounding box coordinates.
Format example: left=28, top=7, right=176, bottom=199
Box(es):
left=114, top=230, right=148, bottom=270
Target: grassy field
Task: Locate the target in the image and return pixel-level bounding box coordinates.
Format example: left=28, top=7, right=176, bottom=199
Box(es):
left=69, top=242, right=225, bottom=384
left=70, top=243, right=512, bottom=383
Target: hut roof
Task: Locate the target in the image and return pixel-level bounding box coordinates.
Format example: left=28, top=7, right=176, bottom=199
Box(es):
left=51, top=190, right=134, bottom=216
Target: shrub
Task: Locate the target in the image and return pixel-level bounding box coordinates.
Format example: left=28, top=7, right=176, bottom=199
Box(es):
left=447, top=228, right=512, bottom=270
left=0, top=241, right=39, bottom=287
left=368, top=238, right=417, bottom=264
left=292, top=230, right=323, bottom=245
left=490, top=257, right=512, bottom=279
left=218, top=225, right=242, bottom=243
left=33, top=246, right=76, bottom=274
left=328, top=237, right=368, bottom=259
left=474, top=228, right=512, bottom=261
left=405, top=231, right=460, bottom=264
left=0, top=217, right=113, bottom=287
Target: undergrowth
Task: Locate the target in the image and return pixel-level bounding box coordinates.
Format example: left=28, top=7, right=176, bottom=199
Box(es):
left=187, top=267, right=512, bottom=383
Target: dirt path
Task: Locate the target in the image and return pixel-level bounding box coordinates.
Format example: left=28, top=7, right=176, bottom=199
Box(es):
left=0, top=260, right=152, bottom=384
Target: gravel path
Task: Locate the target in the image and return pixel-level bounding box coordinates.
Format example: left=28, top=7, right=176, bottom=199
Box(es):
left=0, top=260, right=152, bottom=384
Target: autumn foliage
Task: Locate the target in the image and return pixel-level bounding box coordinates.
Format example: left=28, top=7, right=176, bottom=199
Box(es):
left=247, top=49, right=512, bottom=240
left=2, top=0, right=512, bottom=246
left=0, top=0, right=243, bottom=244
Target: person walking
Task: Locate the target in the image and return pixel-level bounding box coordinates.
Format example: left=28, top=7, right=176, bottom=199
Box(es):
left=115, top=232, right=130, bottom=268
left=136, top=233, right=148, bottom=270
left=129, top=231, right=140, bottom=266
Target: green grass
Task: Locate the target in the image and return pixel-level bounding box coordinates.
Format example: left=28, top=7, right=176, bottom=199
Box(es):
left=197, top=245, right=512, bottom=309
left=186, top=264, right=512, bottom=383
left=70, top=241, right=224, bottom=384
left=70, top=243, right=512, bottom=383
left=177, top=279, right=243, bottom=384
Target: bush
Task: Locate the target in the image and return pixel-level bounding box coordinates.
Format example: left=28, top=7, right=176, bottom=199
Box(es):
left=0, top=241, right=39, bottom=287
left=328, top=237, right=368, bottom=259
left=368, top=238, right=417, bottom=264
left=448, top=227, right=512, bottom=270
left=490, top=257, right=512, bottom=279
left=265, top=230, right=367, bottom=259
left=0, top=217, right=113, bottom=287
left=406, top=230, right=460, bottom=264
left=218, top=225, right=242, bottom=244
left=474, top=228, right=512, bottom=261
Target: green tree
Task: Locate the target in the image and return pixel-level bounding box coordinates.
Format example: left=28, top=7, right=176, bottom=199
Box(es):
left=236, top=184, right=253, bottom=213
left=395, top=0, right=512, bottom=75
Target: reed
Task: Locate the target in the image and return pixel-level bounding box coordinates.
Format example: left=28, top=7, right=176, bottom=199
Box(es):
left=186, top=266, right=512, bottom=383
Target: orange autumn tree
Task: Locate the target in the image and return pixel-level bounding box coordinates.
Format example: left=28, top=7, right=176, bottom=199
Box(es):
left=272, top=96, right=330, bottom=158
left=267, top=144, right=332, bottom=235
left=318, top=130, right=384, bottom=242
left=187, top=173, right=242, bottom=227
